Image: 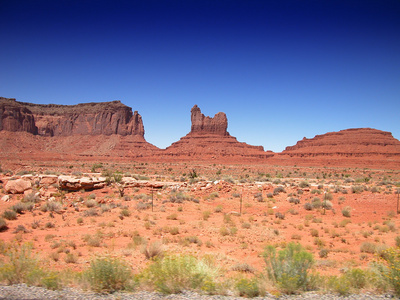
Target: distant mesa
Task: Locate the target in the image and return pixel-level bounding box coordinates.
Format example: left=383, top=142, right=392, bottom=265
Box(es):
left=2, top=97, right=400, bottom=168
left=273, top=128, right=400, bottom=168
left=0, top=97, right=144, bottom=137
left=282, top=128, right=400, bottom=156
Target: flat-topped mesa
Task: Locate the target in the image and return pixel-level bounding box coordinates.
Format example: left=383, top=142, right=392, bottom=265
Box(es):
left=282, top=128, right=400, bottom=156
left=0, top=97, right=145, bottom=137
left=190, top=105, right=229, bottom=136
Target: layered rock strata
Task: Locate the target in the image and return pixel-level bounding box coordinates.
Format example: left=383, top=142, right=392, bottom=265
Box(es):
left=282, top=128, right=400, bottom=157
left=0, top=97, right=144, bottom=137
left=165, top=105, right=271, bottom=160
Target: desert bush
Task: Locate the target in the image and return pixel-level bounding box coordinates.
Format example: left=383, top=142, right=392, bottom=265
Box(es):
left=83, top=255, right=132, bottom=293
left=41, top=201, right=62, bottom=213
left=351, top=185, right=364, bottom=194
left=327, top=275, right=351, bottom=296
left=304, top=202, right=313, bottom=211
left=64, top=253, right=78, bottom=264
left=83, top=208, right=99, bottom=217
left=136, top=201, right=151, bottom=210
left=84, top=199, right=97, bottom=208
left=299, top=181, right=310, bottom=188
left=254, top=192, right=264, bottom=202
left=120, top=208, right=131, bottom=217
left=202, top=211, right=211, bottom=221
left=342, top=206, right=352, bottom=218
left=263, top=243, right=314, bottom=294
left=83, top=234, right=102, bottom=247
left=141, top=241, right=164, bottom=260
left=235, top=277, right=260, bottom=297
left=311, top=197, right=322, bottom=209
left=379, top=247, right=400, bottom=296
left=319, top=249, right=329, bottom=258
left=13, top=225, right=29, bottom=233
left=275, top=212, right=285, bottom=220
left=360, top=242, right=378, bottom=254
left=24, top=192, right=41, bottom=203
left=0, top=242, right=42, bottom=285
left=11, top=202, right=29, bottom=214
left=321, top=200, right=333, bottom=210
left=288, top=197, right=300, bottom=204
left=231, top=263, right=256, bottom=274
left=0, top=217, right=8, bottom=231
left=241, top=222, right=251, bottom=229
left=139, top=254, right=218, bottom=294
left=273, top=186, right=285, bottom=195
left=2, top=210, right=17, bottom=220
left=181, top=236, right=202, bottom=247
left=232, top=192, right=240, bottom=198
left=214, top=205, right=223, bottom=213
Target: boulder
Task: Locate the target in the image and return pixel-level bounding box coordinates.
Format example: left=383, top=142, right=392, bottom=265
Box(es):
left=4, top=179, right=32, bottom=194
left=58, top=175, right=107, bottom=191
left=1, top=195, right=10, bottom=202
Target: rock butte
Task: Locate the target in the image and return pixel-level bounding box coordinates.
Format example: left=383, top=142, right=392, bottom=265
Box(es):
left=1, top=97, right=400, bottom=168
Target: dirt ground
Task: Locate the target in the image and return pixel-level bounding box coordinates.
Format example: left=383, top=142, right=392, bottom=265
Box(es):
left=1, top=160, right=400, bottom=277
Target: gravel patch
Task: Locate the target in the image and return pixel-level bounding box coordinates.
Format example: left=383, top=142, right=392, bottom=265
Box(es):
left=0, top=285, right=395, bottom=300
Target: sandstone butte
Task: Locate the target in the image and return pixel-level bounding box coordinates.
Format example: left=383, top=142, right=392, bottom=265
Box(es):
left=1, top=97, right=400, bottom=169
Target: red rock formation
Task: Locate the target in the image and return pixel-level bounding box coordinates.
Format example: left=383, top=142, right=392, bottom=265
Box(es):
left=164, top=105, right=272, bottom=161
left=282, top=128, right=400, bottom=156
left=270, top=128, right=400, bottom=168
left=0, top=98, right=37, bottom=134
left=20, top=100, right=145, bottom=137
left=190, top=105, right=228, bottom=136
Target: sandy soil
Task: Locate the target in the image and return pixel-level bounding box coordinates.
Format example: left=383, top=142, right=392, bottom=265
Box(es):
left=1, top=160, right=399, bottom=278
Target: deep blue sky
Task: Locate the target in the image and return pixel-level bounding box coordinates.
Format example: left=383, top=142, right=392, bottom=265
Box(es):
left=1, top=0, right=399, bottom=151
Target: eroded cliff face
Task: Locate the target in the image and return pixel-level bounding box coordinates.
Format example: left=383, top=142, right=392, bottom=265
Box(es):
left=190, top=105, right=229, bottom=136
left=0, top=97, right=144, bottom=137
left=165, top=105, right=270, bottom=160
left=0, top=98, right=37, bottom=134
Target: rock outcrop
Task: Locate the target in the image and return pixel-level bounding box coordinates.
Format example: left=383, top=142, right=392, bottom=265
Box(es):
left=164, top=105, right=272, bottom=161
left=0, top=98, right=37, bottom=134
left=190, top=105, right=228, bottom=136
left=4, top=178, right=32, bottom=194
left=0, top=97, right=145, bottom=137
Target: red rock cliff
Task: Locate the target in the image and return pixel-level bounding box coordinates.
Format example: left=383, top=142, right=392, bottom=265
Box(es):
left=0, top=97, right=145, bottom=137
left=190, top=105, right=229, bottom=136
left=0, top=98, right=37, bottom=134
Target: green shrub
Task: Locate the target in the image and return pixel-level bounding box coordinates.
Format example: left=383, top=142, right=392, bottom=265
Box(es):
left=263, top=242, right=314, bottom=294
left=344, top=268, right=367, bottom=290
left=140, top=254, right=218, bottom=294
left=83, top=256, right=132, bottom=293
left=0, top=243, right=42, bottom=285
left=235, top=277, right=260, bottom=297
left=328, top=275, right=351, bottom=296
left=379, top=247, right=400, bottom=296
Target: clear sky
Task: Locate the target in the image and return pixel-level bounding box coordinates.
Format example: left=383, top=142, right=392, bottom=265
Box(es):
left=1, top=0, right=399, bottom=152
